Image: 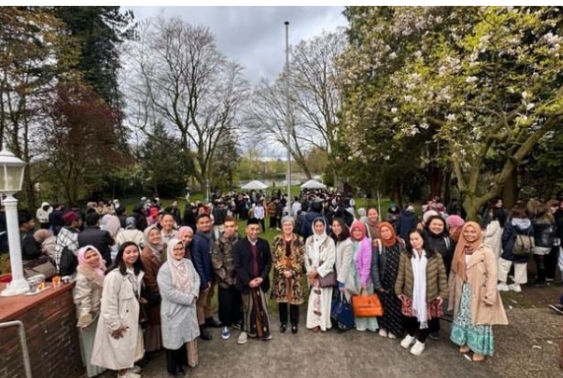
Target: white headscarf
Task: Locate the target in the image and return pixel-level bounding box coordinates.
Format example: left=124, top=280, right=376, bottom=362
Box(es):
left=166, top=238, right=192, bottom=293
left=312, top=217, right=328, bottom=251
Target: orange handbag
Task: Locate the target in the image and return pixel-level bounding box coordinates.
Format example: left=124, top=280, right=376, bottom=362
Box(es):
left=352, top=291, right=384, bottom=317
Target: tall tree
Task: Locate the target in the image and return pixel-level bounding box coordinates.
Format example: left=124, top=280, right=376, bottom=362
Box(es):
left=39, top=84, right=125, bottom=205
left=52, top=6, right=136, bottom=109
left=0, top=6, right=78, bottom=207
left=128, top=15, right=249, bottom=188
left=338, top=6, right=563, bottom=219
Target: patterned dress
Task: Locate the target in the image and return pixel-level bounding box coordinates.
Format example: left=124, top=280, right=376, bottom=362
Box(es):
left=271, top=235, right=305, bottom=305
left=450, top=282, right=494, bottom=356
left=377, top=242, right=404, bottom=337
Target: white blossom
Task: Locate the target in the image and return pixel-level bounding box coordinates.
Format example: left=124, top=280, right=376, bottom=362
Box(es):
left=446, top=113, right=456, bottom=121
left=526, top=103, right=535, bottom=111
left=389, top=52, right=397, bottom=59
left=521, top=91, right=528, bottom=100
left=465, top=76, right=478, bottom=84
left=404, top=95, right=413, bottom=102
left=391, top=107, right=398, bottom=114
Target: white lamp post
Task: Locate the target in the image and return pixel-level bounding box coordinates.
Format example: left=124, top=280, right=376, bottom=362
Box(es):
left=0, top=148, right=29, bottom=296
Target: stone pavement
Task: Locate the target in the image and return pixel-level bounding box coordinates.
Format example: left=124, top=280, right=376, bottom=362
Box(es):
left=99, top=289, right=563, bottom=378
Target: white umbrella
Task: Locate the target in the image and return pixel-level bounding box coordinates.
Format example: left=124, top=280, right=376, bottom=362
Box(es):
left=241, top=180, right=270, bottom=190
left=300, top=179, right=327, bottom=189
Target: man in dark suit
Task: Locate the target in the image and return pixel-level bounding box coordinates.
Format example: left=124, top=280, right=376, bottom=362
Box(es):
left=77, top=212, right=114, bottom=267
left=233, top=218, right=272, bottom=344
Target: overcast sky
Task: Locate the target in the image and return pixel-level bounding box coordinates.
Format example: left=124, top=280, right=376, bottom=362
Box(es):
left=127, top=6, right=347, bottom=84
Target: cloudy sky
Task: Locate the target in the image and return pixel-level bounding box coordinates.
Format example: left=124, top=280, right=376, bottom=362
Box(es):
left=128, top=6, right=347, bottom=83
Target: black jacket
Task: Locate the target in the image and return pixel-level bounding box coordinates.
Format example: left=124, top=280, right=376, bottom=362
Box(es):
left=21, top=230, right=41, bottom=260
left=233, top=237, right=271, bottom=294
left=77, top=226, right=114, bottom=267
left=532, top=219, right=556, bottom=248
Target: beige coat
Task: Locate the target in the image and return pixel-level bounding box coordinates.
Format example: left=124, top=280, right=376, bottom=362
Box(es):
left=91, top=269, right=145, bottom=370
left=448, top=245, right=508, bottom=326
left=73, top=266, right=103, bottom=327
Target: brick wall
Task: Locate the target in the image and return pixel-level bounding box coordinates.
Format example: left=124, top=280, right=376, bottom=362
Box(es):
left=0, top=286, right=84, bottom=378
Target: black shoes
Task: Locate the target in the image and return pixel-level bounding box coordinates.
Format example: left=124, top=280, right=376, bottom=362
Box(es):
left=199, top=326, right=212, bottom=341
left=205, top=317, right=222, bottom=328
left=291, top=324, right=298, bottom=334
left=171, top=366, right=184, bottom=377
left=280, top=323, right=287, bottom=333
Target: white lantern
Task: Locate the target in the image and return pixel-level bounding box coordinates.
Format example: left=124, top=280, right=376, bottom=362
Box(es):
left=0, top=148, right=29, bottom=296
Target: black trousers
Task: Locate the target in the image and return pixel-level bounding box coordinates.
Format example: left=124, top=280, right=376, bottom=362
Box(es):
left=218, top=286, right=242, bottom=327
left=270, top=216, right=277, bottom=229
left=427, top=317, right=441, bottom=334
left=545, top=246, right=559, bottom=280
left=278, top=303, right=299, bottom=325
left=404, top=316, right=430, bottom=343
left=165, top=344, right=187, bottom=374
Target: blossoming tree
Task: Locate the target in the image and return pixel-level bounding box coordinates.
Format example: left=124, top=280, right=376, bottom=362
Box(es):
left=338, top=6, right=563, bottom=219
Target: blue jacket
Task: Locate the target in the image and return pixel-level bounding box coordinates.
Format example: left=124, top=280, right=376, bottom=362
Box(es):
left=501, top=218, right=534, bottom=264
left=191, top=231, right=214, bottom=287
left=300, top=211, right=322, bottom=239
left=395, top=210, right=419, bottom=241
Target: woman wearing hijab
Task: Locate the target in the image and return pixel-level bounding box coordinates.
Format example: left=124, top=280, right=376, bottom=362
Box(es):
left=446, top=215, right=465, bottom=244
left=371, top=222, right=406, bottom=339
left=157, top=239, right=200, bottom=377
left=349, top=221, right=378, bottom=332
left=305, top=217, right=336, bottom=332
left=140, top=225, right=167, bottom=353
left=272, top=216, right=305, bottom=334
left=91, top=242, right=145, bottom=378
left=177, top=226, right=194, bottom=260
left=395, top=229, right=448, bottom=356
left=73, top=246, right=106, bottom=377
left=449, top=222, right=508, bottom=362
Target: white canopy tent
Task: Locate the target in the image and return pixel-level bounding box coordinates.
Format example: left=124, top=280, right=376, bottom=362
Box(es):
left=241, top=180, right=269, bottom=190
left=300, top=179, right=327, bottom=189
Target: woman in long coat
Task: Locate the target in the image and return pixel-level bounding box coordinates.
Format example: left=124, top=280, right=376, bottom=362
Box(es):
left=141, top=225, right=166, bottom=352
left=371, top=222, right=405, bottom=339
left=449, top=222, right=508, bottom=362
left=157, top=239, right=200, bottom=377
left=331, top=217, right=353, bottom=301
left=349, top=221, right=378, bottom=332
left=305, top=217, right=336, bottom=332
left=271, top=216, right=305, bottom=334
left=91, top=242, right=145, bottom=378
left=73, top=246, right=105, bottom=377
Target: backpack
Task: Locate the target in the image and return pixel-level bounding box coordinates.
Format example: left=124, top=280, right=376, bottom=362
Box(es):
left=513, top=233, right=534, bottom=257
left=58, top=245, right=78, bottom=276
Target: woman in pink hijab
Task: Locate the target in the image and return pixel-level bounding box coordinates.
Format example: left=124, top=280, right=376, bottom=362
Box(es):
left=446, top=215, right=465, bottom=243
left=73, top=246, right=106, bottom=377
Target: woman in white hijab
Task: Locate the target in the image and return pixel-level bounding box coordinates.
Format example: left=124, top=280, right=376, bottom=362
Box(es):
left=157, top=238, right=200, bottom=377
left=305, top=217, right=336, bottom=332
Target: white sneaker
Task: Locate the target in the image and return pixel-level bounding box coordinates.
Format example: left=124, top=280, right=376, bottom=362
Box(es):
left=509, top=284, right=522, bottom=293
left=388, top=332, right=397, bottom=339
left=356, top=326, right=367, bottom=332
left=237, top=331, right=248, bottom=345
left=129, top=366, right=141, bottom=374
left=497, top=283, right=509, bottom=291
left=400, top=335, right=416, bottom=349
left=410, top=340, right=425, bottom=356
left=378, top=329, right=388, bottom=338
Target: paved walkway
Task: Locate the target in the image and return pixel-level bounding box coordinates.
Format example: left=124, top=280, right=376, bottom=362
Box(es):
left=99, top=289, right=563, bottom=378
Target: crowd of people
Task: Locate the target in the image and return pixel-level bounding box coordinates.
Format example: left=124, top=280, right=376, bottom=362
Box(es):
left=1, top=191, right=562, bottom=378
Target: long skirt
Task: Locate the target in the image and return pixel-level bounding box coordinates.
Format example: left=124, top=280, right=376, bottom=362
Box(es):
left=306, top=283, right=333, bottom=331
left=450, top=283, right=494, bottom=356
left=241, top=287, right=271, bottom=338
left=378, top=290, right=404, bottom=337
left=79, top=321, right=105, bottom=377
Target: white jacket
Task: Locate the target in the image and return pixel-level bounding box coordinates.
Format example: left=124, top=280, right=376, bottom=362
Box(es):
left=36, top=202, right=52, bottom=223
left=91, top=269, right=144, bottom=370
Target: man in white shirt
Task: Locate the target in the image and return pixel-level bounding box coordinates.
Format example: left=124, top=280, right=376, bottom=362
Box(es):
left=253, top=201, right=265, bottom=232
left=291, top=197, right=302, bottom=216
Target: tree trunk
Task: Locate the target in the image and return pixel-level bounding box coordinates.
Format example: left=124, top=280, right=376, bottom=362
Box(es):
left=428, top=164, right=443, bottom=198
left=443, top=170, right=452, bottom=206
left=502, top=168, right=518, bottom=209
